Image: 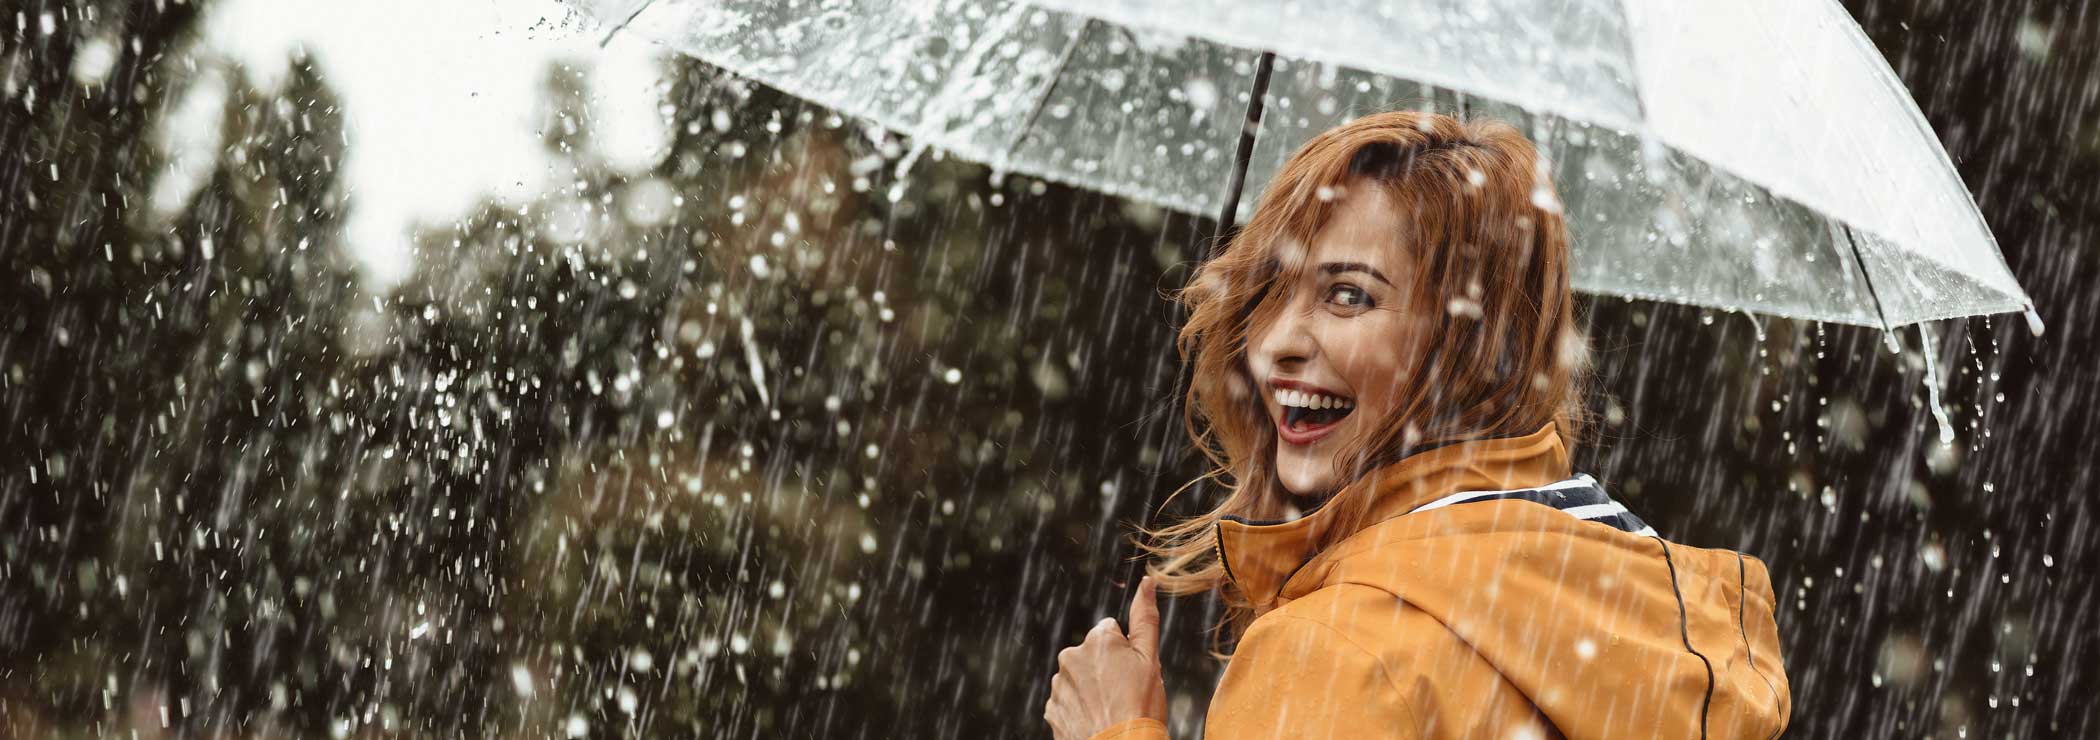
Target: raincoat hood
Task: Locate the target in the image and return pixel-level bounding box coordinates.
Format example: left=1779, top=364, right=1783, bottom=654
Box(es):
left=1125, top=421, right=1793, bottom=739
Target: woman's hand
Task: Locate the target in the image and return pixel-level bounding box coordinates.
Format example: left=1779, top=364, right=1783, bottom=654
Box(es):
left=1045, top=575, right=1169, bottom=740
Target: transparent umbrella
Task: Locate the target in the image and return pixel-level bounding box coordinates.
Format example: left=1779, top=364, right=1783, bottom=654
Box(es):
left=570, top=0, right=2039, bottom=337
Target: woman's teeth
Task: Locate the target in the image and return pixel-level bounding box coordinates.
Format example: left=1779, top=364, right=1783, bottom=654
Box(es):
left=1277, top=388, right=1355, bottom=432
left=1276, top=389, right=1353, bottom=410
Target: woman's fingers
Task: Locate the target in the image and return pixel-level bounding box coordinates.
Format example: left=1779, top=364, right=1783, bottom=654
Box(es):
left=1043, top=697, right=1068, bottom=740
left=1125, top=575, right=1161, bottom=663
left=1046, top=580, right=1168, bottom=738
left=1086, top=616, right=1121, bottom=643
left=1045, top=664, right=1083, bottom=740
left=1045, top=588, right=1167, bottom=735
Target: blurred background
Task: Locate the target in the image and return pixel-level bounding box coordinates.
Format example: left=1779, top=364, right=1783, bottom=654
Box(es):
left=2, top=0, right=2096, bottom=737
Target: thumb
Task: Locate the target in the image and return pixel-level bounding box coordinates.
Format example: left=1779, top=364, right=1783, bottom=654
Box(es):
left=1125, top=575, right=1162, bottom=663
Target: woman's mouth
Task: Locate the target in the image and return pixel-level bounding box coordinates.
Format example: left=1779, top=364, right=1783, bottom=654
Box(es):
left=1275, top=387, right=1354, bottom=445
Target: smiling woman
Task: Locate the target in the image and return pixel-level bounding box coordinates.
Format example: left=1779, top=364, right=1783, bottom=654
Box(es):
left=1251, top=185, right=1451, bottom=494
left=1043, top=111, right=1790, bottom=740
left=1203, top=112, right=1591, bottom=510
left=1143, top=112, right=1594, bottom=613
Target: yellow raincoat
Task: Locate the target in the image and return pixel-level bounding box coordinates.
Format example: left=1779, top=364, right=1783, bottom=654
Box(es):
left=1090, top=421, right=1790, bottom=739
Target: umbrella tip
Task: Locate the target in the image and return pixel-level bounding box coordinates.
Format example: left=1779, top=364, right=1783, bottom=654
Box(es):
left=2023, top=305, right=2046, bottom=337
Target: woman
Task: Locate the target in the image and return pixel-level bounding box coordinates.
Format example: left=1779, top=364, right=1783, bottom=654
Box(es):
left=1043, top=111, right=1791, bottom=739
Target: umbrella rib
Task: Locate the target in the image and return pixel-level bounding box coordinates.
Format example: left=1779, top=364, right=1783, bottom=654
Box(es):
left=1005, top=17, right=1096, bottom=161
left=897, top=3, right=1033, bottom=177
left=1613, top=0, right=1650, bottom=125
left=598, top=0, right=657, bottom=48
left=1839, top=224, right=1896, bottom=334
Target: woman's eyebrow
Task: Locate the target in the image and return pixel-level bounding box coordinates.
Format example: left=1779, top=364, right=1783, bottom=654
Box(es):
left=1318, top=261, right=1394, bottom=287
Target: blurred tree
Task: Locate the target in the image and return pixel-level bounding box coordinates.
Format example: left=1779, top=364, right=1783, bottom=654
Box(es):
left=355, top=53, right=1217, bottom=737
left=0, top=1, right=371, bottom=734
left=1, top=0, right=214, bottom=732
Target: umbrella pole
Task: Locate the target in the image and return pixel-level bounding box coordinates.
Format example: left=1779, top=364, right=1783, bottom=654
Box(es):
left=1206, top=50, right=1277, bottom=263
left=1159, top=50, right=1275, bottom=497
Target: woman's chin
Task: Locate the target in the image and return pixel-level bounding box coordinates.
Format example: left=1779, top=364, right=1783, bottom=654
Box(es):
left=1275, top=454, right=1335, bottom=498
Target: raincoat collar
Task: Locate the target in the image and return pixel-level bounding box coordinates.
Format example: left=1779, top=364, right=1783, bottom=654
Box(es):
left=1215, top=421, right=1572, bottom=607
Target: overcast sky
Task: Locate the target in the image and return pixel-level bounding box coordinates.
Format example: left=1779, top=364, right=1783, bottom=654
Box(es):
left=199, top=0, right=670, bottom=288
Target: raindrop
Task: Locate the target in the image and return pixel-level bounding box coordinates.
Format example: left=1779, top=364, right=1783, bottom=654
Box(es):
left=1099, top=68, right=1126, bottom=93
left=1182, top=78, right=1218, bottom=111
left=1529, top=184, right=1561, bottom=213
left=70, top=36, right=119, bottom=85
left=1920, top=542, right=1947, bottom=572
left=510, top=664, right=535, bottom=698
left=2016, top=17, right=2054, bottom=60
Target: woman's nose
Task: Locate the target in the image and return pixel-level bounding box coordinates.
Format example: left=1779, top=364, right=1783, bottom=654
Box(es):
left=1256, top=305, right=1317, bottom=370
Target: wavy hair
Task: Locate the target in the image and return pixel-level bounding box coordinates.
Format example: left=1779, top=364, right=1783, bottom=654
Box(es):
left=1133, top=110, right=1596, bottom=654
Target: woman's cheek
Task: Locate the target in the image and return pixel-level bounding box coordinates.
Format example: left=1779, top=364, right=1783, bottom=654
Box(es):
left=1335, top=324, right=1389, bottom=386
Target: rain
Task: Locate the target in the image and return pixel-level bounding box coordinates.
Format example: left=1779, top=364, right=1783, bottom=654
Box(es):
left=1, top=0, right=2096, bottom=738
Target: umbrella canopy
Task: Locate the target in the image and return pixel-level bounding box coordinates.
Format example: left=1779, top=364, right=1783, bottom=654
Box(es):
left=569, top=0, right=2037, bottom=332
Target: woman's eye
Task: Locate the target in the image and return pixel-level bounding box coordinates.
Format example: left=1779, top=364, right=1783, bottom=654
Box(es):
left=1326, top=284, right=1372, bottom=309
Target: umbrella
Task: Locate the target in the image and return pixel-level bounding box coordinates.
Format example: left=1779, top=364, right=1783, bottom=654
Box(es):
left=569, top=0, right=2040, bottom=338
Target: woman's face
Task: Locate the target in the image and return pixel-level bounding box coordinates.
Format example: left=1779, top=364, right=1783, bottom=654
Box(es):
left=1246, top=184, right=1425, bottom=498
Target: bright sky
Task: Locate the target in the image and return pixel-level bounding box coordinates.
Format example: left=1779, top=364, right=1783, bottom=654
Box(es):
left=200, top=0, right=670, bottom=288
